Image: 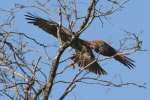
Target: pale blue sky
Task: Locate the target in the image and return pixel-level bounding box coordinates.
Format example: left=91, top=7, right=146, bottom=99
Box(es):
left=0, top=0, right=150, bottom=100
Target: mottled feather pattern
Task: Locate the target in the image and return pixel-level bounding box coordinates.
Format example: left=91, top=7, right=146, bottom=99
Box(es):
left=71, top=52, right=107, bottom=75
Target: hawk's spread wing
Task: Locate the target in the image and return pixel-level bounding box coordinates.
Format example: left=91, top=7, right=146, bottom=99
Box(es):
left=88, top=40, right=135, bottom=69
left=25, top=13, right=72, bottom=42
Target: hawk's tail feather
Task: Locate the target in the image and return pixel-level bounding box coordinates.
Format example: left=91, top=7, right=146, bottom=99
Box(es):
left=114, top=54, right=135, bottom=69
left=70, top=54, right=107, bottom=75
left=84, top=63, right=107, bottom=75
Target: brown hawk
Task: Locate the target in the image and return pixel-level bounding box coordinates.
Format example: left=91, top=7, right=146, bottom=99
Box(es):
left=25, top=13, right=135, bottom=75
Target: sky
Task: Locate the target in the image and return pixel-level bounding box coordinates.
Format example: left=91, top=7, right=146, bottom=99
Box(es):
left=0, top=0, right=150, bottom=100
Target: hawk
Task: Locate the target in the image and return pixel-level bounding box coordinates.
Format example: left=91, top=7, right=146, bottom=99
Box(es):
left=25, top=13, right=135, bottom=75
